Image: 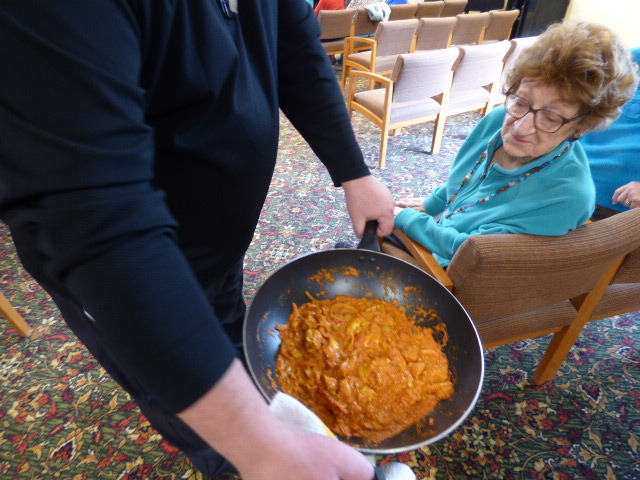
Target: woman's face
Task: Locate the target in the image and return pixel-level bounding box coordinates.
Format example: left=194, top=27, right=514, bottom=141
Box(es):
left=501, top=79, right=583, bottom=164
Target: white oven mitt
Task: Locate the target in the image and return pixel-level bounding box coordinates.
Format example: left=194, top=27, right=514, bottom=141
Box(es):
left=269, top=392, right=415, bottom=480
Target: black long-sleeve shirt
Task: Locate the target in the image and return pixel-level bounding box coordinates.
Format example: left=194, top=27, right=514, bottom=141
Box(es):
left=0, top=0, right=369, bottom=412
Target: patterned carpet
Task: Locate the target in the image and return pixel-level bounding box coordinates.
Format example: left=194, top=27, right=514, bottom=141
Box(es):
left=1, top=80, right=639, bottom=479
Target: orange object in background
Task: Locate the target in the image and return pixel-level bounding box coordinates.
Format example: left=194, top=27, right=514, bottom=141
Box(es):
left=276, top=295, right=454, bottom=444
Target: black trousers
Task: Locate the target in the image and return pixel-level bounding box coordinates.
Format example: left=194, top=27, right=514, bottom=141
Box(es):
left=48, top=260, right=247, bottom=478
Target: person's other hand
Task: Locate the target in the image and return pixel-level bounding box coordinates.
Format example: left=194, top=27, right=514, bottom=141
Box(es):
left=612, top=181, right=640, bottom=209
left=342, top=175, right=395, bottom=238
left=239, top=427, right=375, bottom=480
left=395, top=197, right=425, bottom=211
left=178, top=360, right=375, bottom=480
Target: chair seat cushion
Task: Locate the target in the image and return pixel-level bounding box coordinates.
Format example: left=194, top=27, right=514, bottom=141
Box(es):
left=348, top=51, right=373, bottom=69
left=348, top=53, right=401, bottom=72
left=354, top=88, right=442, bottom=124
left=447, top=88, right=491, bottom=111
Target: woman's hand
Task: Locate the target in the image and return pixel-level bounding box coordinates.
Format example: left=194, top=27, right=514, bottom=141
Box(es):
left=395, top=197, right=425, bottom=211
left=612, top=181, right=640, bottom=209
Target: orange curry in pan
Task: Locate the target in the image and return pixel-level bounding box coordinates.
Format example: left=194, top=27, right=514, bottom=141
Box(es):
left=276, top=295, right=454, bottom=443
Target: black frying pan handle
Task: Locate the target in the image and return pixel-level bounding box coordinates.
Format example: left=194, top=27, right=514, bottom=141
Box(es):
left=373, top=466, right=387, bottom=480
left=357, top=220, right=381, bottom=252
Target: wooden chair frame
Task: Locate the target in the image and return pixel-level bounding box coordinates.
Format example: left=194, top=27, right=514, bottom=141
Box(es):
left=1, top=292, right=32, bottom=337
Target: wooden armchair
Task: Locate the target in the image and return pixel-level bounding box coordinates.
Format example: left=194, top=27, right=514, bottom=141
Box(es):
left=318, top=9, right=357, bottom=57
left=414, top=17, right=457, bottom=51
left=346, top=48, right=461, bottom=168
left=382, top=208, right=640, bottom=384
left=1, top=291, right=32, bottom=336
left=415, top=1, right=445, bottom=18
left=445, top=40, right=511, bottom=118
left=388, top=3, right=418, bottom=20
left=450, top=12, right=490, bottom=46
left=441, top=0, right=468, bottom=17
left=341, top=18, right=419, bottom=91
left=482, top=9, right=520, bottom=43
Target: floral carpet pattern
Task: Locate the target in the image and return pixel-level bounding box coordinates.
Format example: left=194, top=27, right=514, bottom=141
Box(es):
left=1, top=87, right=639, bottom=479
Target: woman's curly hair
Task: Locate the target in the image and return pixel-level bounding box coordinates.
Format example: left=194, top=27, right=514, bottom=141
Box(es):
left=503, top=21, right=639, bottom=132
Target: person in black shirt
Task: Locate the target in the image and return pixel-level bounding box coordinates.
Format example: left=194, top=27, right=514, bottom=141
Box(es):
left=0, top=1, right=395, bottom=478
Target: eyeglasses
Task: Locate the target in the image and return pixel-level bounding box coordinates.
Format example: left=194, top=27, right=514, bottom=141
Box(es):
left=504, top=94, right=587, bottom=133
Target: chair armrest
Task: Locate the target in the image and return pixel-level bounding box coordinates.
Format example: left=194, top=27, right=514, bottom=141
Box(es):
left=393, top=228, right=454, bottom=290
left=344, top=36, right=376, bottom=55
left=348, top=70, right=392, bottom=87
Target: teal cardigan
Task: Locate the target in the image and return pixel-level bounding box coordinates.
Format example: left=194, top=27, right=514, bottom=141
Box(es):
left=395, top=107, right=595, bottom=266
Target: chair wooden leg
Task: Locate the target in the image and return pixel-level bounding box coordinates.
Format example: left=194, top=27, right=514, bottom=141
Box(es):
left=0, top=292, right=32, bottom=337
left=431, top=113, right=447, bottom=154
left=379, top=129, right=390, bottom=169
left=533, top=324, right=582, bottom=384
left=533, top=256, right=624, bottom=384
left=481, top=101, right=493, bottom=116
left=341, top=64, right=350, bottom=91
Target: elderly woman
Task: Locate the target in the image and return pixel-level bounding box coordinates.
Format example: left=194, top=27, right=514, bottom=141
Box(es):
left=392, top=21, right=639, bottom=267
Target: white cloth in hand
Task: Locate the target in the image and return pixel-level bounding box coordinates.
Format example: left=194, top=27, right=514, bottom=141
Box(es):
left=269, top=392, right=415, bottom=480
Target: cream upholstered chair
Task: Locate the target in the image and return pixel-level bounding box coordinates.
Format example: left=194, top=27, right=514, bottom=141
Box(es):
left=493, top=35, right=538, bottom=106
left=388, top=3, right=418, bottom=20
left=382, top=208, right=640, bottom=384
left=482, top=9, right=520, bottom=43
left=346, top=48, right=461, bottom=168
left=414, top=16, right=456, bottom=51
left=445, top=40, right=511, bottom=118
left=415, top=1, right=445, bottom=18
left=318, top=9, right=356, bottom=58
left=1, top=292, right=32, bottom=337
left=450, top=12, right=490, bottom=46
left=440, top=0, right=468, bottom=17
left=342, top=18, right=419, bottom=90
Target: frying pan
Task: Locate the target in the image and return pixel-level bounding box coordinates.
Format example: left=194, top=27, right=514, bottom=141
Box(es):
left=243, top=222, right=484, bottom=454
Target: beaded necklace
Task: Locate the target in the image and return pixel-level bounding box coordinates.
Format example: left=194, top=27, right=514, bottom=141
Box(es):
left=443, top=145, right=571, bottom=219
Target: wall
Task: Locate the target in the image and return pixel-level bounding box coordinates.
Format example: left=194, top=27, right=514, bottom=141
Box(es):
left=564, top=0, right=640, bottom=47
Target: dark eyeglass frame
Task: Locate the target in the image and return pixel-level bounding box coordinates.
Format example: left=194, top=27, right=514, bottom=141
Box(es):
left=505, top=93, right=588, bottom=133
